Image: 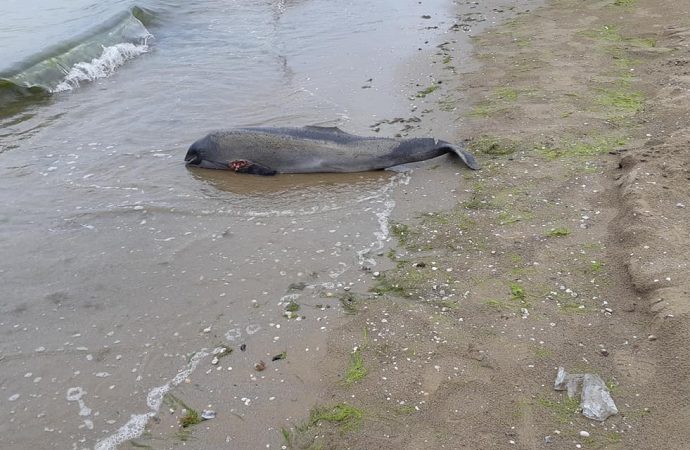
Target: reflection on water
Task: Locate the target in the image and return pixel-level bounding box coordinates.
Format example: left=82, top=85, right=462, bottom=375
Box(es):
left=188, top=165, right=392, bottom=196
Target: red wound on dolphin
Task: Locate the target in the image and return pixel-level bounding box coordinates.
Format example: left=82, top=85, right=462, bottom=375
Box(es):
left=229, top=160, right=251, bottom=171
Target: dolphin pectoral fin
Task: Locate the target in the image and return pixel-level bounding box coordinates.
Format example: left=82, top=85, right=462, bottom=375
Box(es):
left=229, top=160, right=278, bottom=176
left=445, top=143, right=480, bottom=170
left=303, top=125, right=350, bottom=135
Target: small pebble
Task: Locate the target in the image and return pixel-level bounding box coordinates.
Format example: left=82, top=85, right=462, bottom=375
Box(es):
left=579, top=430, right=590, bottom=438
left=676, top=203, right=685, bottom=208
left=647, top=335, right=657, bottom=341
left=544, top=435, right=554, bottom=444
left=201, top=410, right=216, bottom=420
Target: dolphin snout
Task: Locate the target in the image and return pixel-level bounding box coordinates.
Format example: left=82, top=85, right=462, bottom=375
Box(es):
left=185, top=146, right=202, bottom=166
left=184, top=137, right=230, bottom=170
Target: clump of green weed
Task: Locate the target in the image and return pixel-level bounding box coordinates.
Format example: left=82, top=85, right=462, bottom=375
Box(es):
left=538, top=136, right=627, bottom=160
left=534, top=347, right=554, bottom=359
left=339, top=292, right=358, bottom=314
left=180, top=409, right=201, bottom=428
left=372, top=268, right=428, bottom=298
left=510, top=283, right=526, bottom=301
left=285, top=300, right=300, bottom=312
left=538, top=395, right=581, bottom=423
left=164, top=393, right=203, bottom=429
left=469, top=102, right=501, bottom=117
left=469, top=135, right=519, bottom=156
left=372, top=276, right=406, bottom=297
left=546, top=227, right=571, bottom=237
left=390, top=222, right=415, bottom=246
left=416, top=84, right=439, bottom=98
left=613, top=0, right=636, bottom=7
left=495, top=87, right=519, bottom=101
left=606, top=378, right=621, bottom=395
left=344, top=347, right=367, bottom=384
left=589, top=260, right=604, bottom=273
left=597, top=88, right=643, bottom=112
left=462, top=197, right=487, bottom=210
left=584, top=25, right=623, bottom=42
left=309, top=403, right=364, bottom=431
left=498, top=211, right=522, bottom=225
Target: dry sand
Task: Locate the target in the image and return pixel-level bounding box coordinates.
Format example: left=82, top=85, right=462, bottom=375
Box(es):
left=280, top=0, right=690, bottom=449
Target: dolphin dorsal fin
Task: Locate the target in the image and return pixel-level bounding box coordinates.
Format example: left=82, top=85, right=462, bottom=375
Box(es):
left=303, top=125, right=350, bottom=135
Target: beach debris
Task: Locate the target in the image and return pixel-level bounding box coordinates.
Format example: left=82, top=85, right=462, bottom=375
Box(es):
left=240, top=343, right=247, bottom=352
left=201, top=410, right=216, bottom=420
left=211, top=345, right=233, bottom=365
left=254, top=360, right=266, bottom=371
left=554, top=367, right=618, bottom=421
left=272, top=352, right=287, bottom=361
left=284, top=300, right=300, bottom=312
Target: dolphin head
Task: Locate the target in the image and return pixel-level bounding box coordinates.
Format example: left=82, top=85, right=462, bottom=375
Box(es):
left=185, top=134, right=231, bottom=170
left=185, top=132, right=278, bottom=175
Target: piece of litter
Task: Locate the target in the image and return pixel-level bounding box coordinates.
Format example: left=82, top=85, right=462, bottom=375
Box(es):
left=554, top=367, right=618, bottom=421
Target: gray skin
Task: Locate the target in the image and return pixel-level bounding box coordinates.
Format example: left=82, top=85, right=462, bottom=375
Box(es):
left=184, top=126, right=479, bottom=175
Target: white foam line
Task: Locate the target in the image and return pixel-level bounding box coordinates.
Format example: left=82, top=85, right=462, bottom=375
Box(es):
left=94, top=350, right=209, bottom=450
left=357, top=172, right=410, bottom=266
left=53, top=40, right=151, bottom=93
left=70, top=183, right=141, bottom=191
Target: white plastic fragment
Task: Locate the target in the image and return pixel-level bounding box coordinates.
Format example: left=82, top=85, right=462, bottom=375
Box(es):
left=581, top=374, right=618, bottom=421
left=201, top=410, right=216, bottom=420
left=554, top=366, right=583, bottom=398
left=554, top=367, right=618, bottom=421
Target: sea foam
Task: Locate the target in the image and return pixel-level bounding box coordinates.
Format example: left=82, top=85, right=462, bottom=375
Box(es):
left=53, top=42, right=150, bottom=92
left=94, top=350, right=209, bottom=450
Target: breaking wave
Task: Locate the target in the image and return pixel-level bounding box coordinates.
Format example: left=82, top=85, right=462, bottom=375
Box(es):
left=53, top=42, right=150, bottom=92
left=0, top=7, right=153, bottom=115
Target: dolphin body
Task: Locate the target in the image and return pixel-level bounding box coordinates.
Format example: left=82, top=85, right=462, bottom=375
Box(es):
left=184, top=126, right=479, bottom=175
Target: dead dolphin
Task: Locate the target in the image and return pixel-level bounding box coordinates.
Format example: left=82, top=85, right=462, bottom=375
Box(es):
left=184, top=126, right=479, bottom=175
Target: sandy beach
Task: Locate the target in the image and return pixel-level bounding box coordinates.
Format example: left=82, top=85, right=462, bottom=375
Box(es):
left=3, top=0, right=688, bottom=448
left=277, top=0, right=690, bottom=448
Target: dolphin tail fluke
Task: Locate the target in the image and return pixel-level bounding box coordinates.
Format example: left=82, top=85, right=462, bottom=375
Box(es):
left=444, top=142, right=480, bottom=170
